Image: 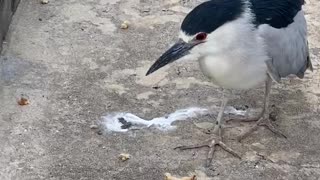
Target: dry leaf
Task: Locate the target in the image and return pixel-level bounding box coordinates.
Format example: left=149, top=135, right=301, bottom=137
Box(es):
left=18, top=97, right=29, bottom=106
left=119, top=153, right=130, bottom=161
left=164, top=173, right=196, bottom=180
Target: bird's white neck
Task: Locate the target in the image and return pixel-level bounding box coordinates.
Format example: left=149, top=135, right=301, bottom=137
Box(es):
left=187, top=11, right=269, bottom=89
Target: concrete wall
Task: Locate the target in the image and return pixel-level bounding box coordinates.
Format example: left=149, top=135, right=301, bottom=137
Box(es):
left=0, top=0, right=20, bottom=52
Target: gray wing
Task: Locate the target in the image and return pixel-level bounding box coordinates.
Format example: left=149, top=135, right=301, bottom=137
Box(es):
left=258, top=10, right=312, bottom=80
left=296, top=40, right=313, bottom=78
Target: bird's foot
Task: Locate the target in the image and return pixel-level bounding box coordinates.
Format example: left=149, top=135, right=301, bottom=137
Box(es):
left=226, top=110, right=264, bottom=123
left=174, top=135, right=241, bottom=167
left=237, top=115, right=287, bottom=142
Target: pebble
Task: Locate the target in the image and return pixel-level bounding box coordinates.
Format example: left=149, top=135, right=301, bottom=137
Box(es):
left=120, top=21, right=129, bottom=29
left=90, top=125, right=99, bottom=129
left=40, top=0, right=49, bottom=4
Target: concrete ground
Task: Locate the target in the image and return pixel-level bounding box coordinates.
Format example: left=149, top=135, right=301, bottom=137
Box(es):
left=1, top=0, right=320, bottom=179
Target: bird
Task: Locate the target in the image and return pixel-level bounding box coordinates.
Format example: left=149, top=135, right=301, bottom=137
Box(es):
left=146, top=0, right=313, bottom=166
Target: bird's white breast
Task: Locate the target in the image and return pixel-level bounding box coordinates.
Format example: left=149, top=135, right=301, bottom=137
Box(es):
left=198, top=50, right=268, bottom=90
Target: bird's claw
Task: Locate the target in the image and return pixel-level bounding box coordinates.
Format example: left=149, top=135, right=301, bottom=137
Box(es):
left=174, top=137, right=241, bottom=167
left=237, top=116, right=287, bottom=141
left=259, top=120, right=287, bottom=139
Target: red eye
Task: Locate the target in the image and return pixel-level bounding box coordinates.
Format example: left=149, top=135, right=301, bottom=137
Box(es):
left=195, top=32, right=207, bottom=41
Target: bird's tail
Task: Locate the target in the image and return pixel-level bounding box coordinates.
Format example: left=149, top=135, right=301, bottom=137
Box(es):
left=306, top=41, right=314, bottom=72
left=307, top=56, right=314, bottom=72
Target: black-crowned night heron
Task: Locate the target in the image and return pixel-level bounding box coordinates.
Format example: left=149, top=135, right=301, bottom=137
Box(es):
left=146, top=0, right=313, bottom=166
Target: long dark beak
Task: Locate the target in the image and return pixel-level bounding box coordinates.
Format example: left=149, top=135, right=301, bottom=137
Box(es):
left=146, top=39, right=196, bottom=76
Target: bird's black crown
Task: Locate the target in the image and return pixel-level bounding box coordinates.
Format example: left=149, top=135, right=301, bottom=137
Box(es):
left=181, top=0, right=304, bottom=35
left=181, top=0, right=245, bottom=36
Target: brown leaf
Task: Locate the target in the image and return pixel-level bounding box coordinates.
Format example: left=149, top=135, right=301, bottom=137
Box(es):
left=164, top=173, right=196, bottom=180
left=18, top=97, right=29, bottom=106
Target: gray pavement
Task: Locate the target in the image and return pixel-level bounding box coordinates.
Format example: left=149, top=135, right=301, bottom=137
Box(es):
left=1, top=0, right=320, bottom=179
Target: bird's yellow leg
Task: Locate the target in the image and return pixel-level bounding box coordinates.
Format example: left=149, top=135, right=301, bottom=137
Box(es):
left=175, top=94, right=241, bottom=167
left=236, top=75, right=287, bottom=141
